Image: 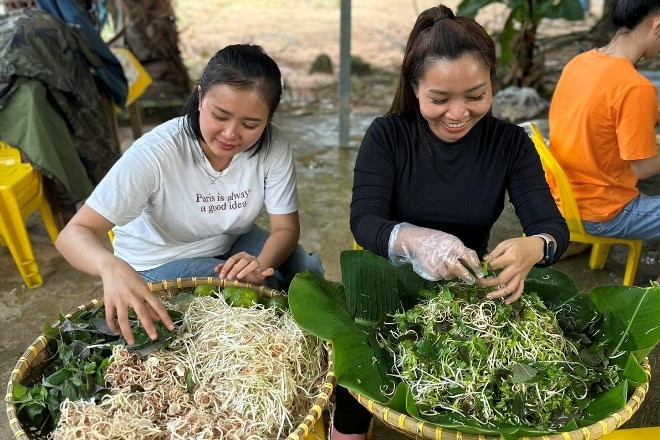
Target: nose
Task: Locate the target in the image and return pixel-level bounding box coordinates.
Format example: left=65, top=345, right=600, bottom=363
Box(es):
left=222, top=122, right=240, bottom=140
left=446, top=102, right=469, bottom=120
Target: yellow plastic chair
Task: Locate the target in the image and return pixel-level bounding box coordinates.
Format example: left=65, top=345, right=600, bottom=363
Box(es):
left=0, top=141, right=22, bottom=166
left=0, top=144, right=60, bottom=288
left=521, top=123, right=642, bottom=286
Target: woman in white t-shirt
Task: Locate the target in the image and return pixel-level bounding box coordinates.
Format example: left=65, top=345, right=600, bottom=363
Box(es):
left=55, top=44, right=323, bottom=344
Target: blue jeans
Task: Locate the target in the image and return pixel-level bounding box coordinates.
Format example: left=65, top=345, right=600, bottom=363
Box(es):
left=139, top=225, right=324, bottom=290
left=583, top=193, right=660, bottom=240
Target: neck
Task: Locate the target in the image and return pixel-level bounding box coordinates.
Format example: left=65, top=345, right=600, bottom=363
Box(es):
left=599, top=31, right=644, bottom=66
left=199, top=140, right=232, bottom=172
left=210, top=155, right=232, bottom=172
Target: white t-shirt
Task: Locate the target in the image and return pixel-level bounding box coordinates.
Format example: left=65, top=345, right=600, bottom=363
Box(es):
left=87, top=117, right=298, bottom=271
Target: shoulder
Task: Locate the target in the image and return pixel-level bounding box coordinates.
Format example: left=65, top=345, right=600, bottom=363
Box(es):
left=263, top=122, right=291, bottom=157
left=267, top=123, right=289, bottom=149
left=255, top=122, right=294, bottom=167
left=136, top=117, right=190, bottom=146
left=125, top=117, right=193, bottom=158
left=369, top=114, right=414, bottom=132
left=479, top=115, right=529, bottom=143
left=624, top=71, right=657, bottom=94
left=363, top=115, right=417, bottom=146
left=473, top=116, right=535, bottom=164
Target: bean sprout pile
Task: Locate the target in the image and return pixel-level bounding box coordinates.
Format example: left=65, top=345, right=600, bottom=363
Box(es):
left=52, top=296, right=327, bottom=439
left=379, top=284, right=619, bottom=429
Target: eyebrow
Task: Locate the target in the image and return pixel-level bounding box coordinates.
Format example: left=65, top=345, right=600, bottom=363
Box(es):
left=428, top=82, right=487, bottom=94
left=212, top=104, right=264, bottom=122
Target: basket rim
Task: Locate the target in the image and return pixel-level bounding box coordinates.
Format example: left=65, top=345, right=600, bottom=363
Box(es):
left=349, top=358, right=651, bottom=440
left=5, top=277, right=335, bottom=440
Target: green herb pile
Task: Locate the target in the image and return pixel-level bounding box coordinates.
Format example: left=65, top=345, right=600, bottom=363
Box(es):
left=11, top=305, right=179, bottom=434
left=378, top=283, right=620, bottom=429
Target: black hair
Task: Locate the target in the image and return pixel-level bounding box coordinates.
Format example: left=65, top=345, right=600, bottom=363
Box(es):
left=387, top=4, right=495, bottom=149
left=181, top=44, right=282, bottom=157
left=612, top=0, right=660, bottom=30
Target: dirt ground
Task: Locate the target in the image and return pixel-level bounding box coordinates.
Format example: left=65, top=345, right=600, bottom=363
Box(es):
left=172, top=0, right=603, bottom=109
left=2, top=1, right=660, bottom=439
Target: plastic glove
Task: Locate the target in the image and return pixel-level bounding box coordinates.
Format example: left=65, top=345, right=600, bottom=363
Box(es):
left=388, top=222, right=483, bottom=284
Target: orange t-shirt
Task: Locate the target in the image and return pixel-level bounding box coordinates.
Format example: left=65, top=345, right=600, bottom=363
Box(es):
left=548, top=50, right=658, bottom=222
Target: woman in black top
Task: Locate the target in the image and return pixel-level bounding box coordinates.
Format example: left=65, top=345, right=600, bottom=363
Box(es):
left=335, top=4, right=569, bottom=439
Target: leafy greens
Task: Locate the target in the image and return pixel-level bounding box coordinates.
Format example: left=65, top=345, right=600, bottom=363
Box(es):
left=288, top=250, right=660, bottom=439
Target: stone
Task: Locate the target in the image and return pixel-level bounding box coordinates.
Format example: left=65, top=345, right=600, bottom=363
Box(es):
left=492, top=86, right=549, bottom=123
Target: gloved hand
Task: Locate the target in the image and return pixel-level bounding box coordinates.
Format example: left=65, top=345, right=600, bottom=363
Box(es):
left=388, top=223, right=483, bottom=284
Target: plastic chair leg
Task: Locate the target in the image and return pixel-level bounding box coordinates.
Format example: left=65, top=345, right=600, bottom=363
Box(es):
left=38, top=196, right=60, bottom=245
left=589, top=243, right=611, bottom=270
left=0, top=194, right=43, bottom=288
left=622, top=241, right=643, bottom=287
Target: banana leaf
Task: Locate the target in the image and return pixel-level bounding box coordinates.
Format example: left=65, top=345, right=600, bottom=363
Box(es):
left=288, top=250, right=660, bottom=439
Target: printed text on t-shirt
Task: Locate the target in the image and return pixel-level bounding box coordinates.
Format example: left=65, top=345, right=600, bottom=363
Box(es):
left=196, top=189, right=251, bottom=213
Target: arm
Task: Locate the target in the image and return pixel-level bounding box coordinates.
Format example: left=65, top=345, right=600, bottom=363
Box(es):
left=478, top=129, right=569, bottom=303
left=350, top=118, right=482, bottom=283
left=55, top=204, right=174, bottom=344
left=478, top=234, right=557, bottom=303
left=630, top=152, right=660, bottom=179
left=217, top=212, right=300, bottom=283
left=349, top=119, right=398, bottom=256
left=619, top=85, right=659, bottom=180
left=260, top=211, right=300, bottom=268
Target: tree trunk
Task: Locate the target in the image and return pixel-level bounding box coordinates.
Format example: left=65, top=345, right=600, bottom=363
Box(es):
left=588, top=0, right=617, bottom=47
left=503, top=20, right=544, bottom=89
left=121, top=0, right=191, bottom=100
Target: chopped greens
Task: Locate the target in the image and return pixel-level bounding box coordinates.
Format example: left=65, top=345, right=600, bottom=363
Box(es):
left=378, top=283, right=620, bottom=429
left=11, top=304, right=181, bottom=433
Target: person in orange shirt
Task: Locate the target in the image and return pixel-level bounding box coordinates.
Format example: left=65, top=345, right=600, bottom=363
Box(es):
left=549, top=0, right=660, bottom=282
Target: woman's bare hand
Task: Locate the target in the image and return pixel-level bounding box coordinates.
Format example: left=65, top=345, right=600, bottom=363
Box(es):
left=215, top=251, right=275, bottom=284
left=100, top=258, right=175, bottom=345
left=477, top=236, right=544, bottom=304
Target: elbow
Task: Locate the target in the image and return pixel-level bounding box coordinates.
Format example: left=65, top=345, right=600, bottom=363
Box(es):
left=634, top=169, right=657, bottom=180
left=54, top=226, right=68, bottom=254
left=630, top=155, right=660, bottom=180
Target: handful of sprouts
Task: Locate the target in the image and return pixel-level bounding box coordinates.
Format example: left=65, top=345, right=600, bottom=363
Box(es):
left=378, top=284, right=619, bottom=429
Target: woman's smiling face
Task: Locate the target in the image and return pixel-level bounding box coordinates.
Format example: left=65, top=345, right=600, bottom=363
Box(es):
left=197, top=84, right=270, bottom=170
left=414, top=53, right=492, bottom=143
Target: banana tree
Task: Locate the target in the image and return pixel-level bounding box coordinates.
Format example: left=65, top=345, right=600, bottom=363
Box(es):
left=457, top=0, right=585, bottom=88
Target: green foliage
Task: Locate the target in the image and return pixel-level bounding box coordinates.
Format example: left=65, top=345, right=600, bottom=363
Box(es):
left=457, top=0, right=585, bottom=26
left=289, top=270, right=357, bottom=341
left=288, top=250, right=660, bottom=438
left=381, top=285, right=617, bottom=430
left=11, top=305, right=183, bottom=433
left=457, top=0, right=585, bottom=84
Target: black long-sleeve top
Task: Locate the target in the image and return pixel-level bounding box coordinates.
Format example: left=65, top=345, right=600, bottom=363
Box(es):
left=350, top=114, right=569, bottom=264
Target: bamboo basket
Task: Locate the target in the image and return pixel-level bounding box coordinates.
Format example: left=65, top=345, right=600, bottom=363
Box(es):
left=350, top=359, right=650, bottom=440
left=5, top=277, right=335, bottom=440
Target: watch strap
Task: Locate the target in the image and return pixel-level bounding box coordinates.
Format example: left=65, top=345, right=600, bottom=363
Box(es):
left=532, top=234, right=554, bottom=264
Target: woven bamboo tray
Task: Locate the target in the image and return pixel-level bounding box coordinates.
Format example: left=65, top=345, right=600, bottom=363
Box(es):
left=6, top=277, right=335, bottom=440
left=350, top=359, right=651, bottom=440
